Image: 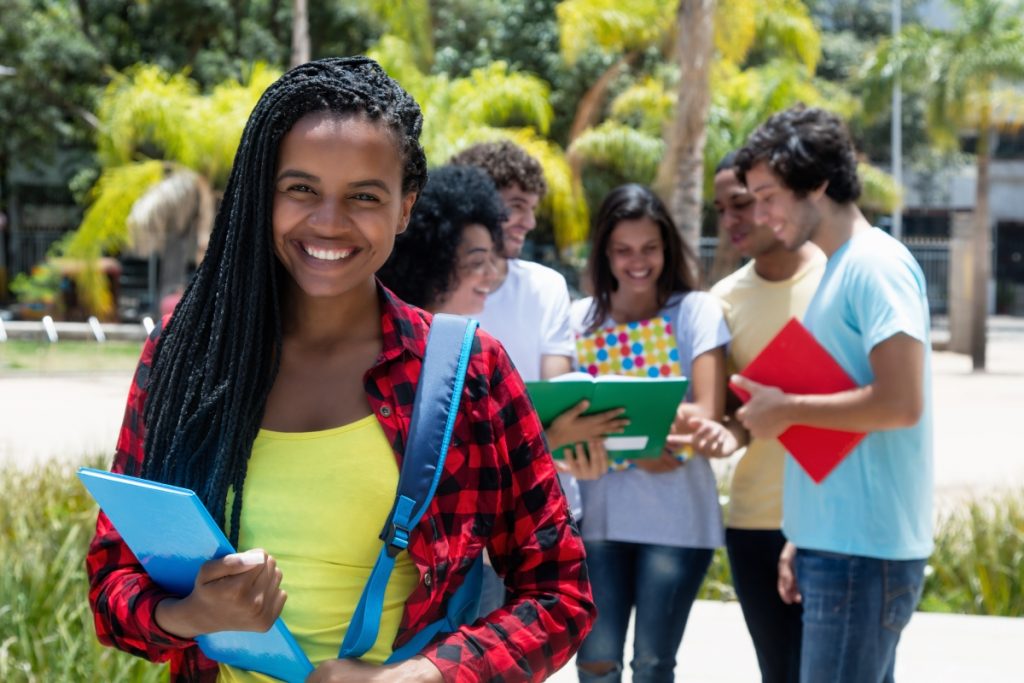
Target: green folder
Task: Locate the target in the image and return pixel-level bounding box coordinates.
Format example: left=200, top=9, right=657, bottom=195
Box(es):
left=526, top=374, right=689, bottom=460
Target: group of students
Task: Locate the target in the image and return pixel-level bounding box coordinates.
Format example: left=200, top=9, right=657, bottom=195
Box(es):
left=86, top=57, right=933, bottom=683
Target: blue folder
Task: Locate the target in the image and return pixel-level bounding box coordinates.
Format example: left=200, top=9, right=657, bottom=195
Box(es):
left=79, top=467, right=314, bottom=682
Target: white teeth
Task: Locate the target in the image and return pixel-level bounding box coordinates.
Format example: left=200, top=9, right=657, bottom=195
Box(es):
left=302, top=244, right=354, bottom=261
left=627, top=270, right=652, bottom=278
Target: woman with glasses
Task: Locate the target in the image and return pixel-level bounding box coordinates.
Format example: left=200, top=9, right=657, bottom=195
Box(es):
left=378, top=164, right=504, bottom=315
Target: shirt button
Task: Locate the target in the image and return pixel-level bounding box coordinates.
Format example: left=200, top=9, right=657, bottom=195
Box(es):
left=379, top=405, right=392, bottom=418
left=423, top=571, right=432, bottom=587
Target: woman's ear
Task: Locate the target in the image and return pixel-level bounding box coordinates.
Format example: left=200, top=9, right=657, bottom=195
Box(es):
left=397, top=191, right=418, bottom=235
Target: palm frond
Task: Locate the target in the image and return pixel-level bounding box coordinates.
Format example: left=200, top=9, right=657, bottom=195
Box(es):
left=556, top=0, right=676, bottom=64
left=126, top=167, right=214, bottom=259
left=753, top=0, right=821, bottom=74
left=714, top=0, right=758, bottom=65
left=609, top=78, right=674, bottom=136
left=63, top=160, right=166, bottom=314
left=447, top=62, right=553, bottom=135
left=568, top=120, right=665, bottom=184
left=859, top=162, right=902, bottom=213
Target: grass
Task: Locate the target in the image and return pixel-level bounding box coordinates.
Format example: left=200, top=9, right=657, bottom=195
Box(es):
left=0, top=340, right=143, bottom=374
left=922, top=495, right=1024, bottom=616
left=2, top=462, right=1021, bottom=681
left=0, top=460, right=164, bottom=682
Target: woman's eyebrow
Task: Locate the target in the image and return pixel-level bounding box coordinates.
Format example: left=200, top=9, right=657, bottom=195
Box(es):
left=349, top=179, right=392, bottom=194
left=276, top=169, right=319, bottom=183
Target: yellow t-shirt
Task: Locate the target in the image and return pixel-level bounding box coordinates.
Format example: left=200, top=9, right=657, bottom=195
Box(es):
left=219, top=415, right=419, bottom=682
left=711, top=254, right=826, bottom=529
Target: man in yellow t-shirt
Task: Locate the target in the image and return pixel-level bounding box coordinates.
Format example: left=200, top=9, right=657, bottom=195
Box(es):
left=689, top=152, right=824, bottom=683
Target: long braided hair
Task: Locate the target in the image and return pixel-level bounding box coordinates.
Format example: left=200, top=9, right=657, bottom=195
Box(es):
left=140, top=57, right=427, bottom=545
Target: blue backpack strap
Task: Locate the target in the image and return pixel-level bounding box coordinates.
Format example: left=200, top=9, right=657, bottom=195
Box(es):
left=338, top=314, right=479, bottom=660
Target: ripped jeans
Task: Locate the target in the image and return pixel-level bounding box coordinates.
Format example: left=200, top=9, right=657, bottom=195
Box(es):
left=576, top=540, right=713, bottom=683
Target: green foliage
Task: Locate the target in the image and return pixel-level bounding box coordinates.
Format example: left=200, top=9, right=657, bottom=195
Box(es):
left=370, top=36, right=589, bottom=247
left=10, top=263, right=62, bottom=308
left=923, top=494, right=1024, bottom=616
left=556, top=0, right=676, bottom=65
left=570, top=121, right=665, bottom=183
left=62, top=161, right=165, bottom=315
left=0, top=461, right=164, bottom=682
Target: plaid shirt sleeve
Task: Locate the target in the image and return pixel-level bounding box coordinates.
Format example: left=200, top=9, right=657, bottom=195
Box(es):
left=420, top=334, right=596, bottom=682
left=84, top=320, right=215, bottom=680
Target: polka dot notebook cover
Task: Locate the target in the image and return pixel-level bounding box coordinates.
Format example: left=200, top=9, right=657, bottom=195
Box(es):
left=575, top=315, right=682, bottom=379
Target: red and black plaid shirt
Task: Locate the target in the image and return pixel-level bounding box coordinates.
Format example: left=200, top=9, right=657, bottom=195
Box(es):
left=86, top=285, right=594, bottom=682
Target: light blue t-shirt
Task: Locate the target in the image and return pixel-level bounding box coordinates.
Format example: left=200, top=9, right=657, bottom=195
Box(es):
left=570, top=291, right=731, bottom=548
left=783, top=228, right=934, bottom=560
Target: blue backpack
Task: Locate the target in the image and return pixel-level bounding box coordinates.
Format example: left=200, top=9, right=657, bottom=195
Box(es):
left=338, top=314, right=484, bottom=663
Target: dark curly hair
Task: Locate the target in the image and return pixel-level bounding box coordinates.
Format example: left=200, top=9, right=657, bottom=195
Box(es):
left=448, top=140, right=547, bottom=196
left=735, top=105, right=861, bottom=204
left=585, top=184, right=699, bottom=334
left=139, top=56, right=426, bottom=545
left=378, top=164, right=506, bottom=309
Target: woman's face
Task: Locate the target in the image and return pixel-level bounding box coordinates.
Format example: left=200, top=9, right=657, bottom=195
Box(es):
left=271, top=112, right=416, bottom=302
left=435, top=224, right=499, bottom=315
left=606, top=216, right=664, bottom=298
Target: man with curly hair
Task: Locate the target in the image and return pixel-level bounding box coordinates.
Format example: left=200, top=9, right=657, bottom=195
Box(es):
left=732, top=105, right=933, bottom=683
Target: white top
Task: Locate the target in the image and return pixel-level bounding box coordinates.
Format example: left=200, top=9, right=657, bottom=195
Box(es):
left=476, top=259, right=574, bottom=382
left=476, top=258, right=581, bottom=519
left=570, top=292, right=731, bottom=548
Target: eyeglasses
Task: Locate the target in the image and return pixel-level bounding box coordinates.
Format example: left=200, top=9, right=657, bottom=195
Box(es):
left=457, top=254, right=500, bottom=276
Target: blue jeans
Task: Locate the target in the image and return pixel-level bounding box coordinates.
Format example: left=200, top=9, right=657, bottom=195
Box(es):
left=576, top=540, right=713, bottom=683
left=796, top=549, right=926, bottom=683
left=726, top=528, right=802, bottom=683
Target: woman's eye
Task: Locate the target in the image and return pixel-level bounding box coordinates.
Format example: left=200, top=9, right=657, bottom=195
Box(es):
left=285, top=184, right=314, bottom=195
left=352, top=193, right=379, bottom=203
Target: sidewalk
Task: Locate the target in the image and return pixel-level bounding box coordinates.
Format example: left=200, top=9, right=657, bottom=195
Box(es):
left=546, top=599, right=1024, bottom=682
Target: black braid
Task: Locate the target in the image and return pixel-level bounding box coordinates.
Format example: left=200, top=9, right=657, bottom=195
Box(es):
left=141, top=57, right=427, bottom=545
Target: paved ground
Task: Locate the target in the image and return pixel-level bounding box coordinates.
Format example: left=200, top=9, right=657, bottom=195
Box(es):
left=2, top=317, right=1022, bottom=680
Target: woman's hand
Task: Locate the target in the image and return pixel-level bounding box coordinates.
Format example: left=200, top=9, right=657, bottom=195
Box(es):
left=306, top=655, right=443, bottom=682
left=154, top=548, right=286, bottom=639
left=545, top=400, right=629, bottom=451
left=555, top=439, right=609, bottom=480
left=668, top=416, right=745, bottom=459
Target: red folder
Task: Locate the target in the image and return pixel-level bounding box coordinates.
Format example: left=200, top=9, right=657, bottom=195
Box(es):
left=729, top=318, right=865, bottom=483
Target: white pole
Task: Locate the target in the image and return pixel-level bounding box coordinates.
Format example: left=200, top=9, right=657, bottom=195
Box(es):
left=42, top=315, right=58, bottom=343
left=0, top=317, right=6, bottom=342
left=892, top=0, right=904, bottom=241
left=88, top=315, right=107, bottom=343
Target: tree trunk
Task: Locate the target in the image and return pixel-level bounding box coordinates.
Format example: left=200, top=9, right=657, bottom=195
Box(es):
left=970, top=109, right=992, bottom=371
left=655, top=0, right=715, bottom=270
left=290, top=0, right=310, bottom=68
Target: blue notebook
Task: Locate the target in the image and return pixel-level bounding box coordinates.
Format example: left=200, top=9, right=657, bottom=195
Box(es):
left=78, top=467, right=314, bottom=682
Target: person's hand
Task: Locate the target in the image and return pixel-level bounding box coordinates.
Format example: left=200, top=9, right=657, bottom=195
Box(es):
left=306, top=655, right=443, bottom=682
left=632, top=449, right=684, bottom=474
left=556, top=439, right=609, bottom=480
left=733, top=375, right=792, bottom=440
left=668, top=416, right=742, bottom=459
left=154, top=549, right=286, bottom=638
left=777, top=542, right=802, bottom=605
left=545, top=400, right=629, bottom=451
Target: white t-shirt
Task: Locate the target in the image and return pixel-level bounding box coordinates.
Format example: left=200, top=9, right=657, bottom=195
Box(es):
left=570, top=292, right=731, bottom=548
left=475, top=259, right=574, bottom=382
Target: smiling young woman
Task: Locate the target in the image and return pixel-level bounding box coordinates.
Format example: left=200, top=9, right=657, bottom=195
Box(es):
left=85, top=57, right=593, bottom=683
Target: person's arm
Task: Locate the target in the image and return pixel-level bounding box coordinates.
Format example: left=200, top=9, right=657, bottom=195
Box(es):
left=419, top=343, right=595, bottom=683
left=636, top=345, right=727, bottom=473
left=734, top=332, right=925, bottom=439
left=86, top=323, right=199, bottom=662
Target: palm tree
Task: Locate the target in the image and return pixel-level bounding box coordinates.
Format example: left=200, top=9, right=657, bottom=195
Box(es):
left=63, top=63, right=280, bottom=315
left=370, top=35, right=589, bottom=248
left=862, top=0, right=1024, bottom=370
left=556, top=0, right=824, bottom=255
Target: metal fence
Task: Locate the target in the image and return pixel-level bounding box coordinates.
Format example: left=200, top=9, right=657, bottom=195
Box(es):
left=697, top=236, right=950, bottom=315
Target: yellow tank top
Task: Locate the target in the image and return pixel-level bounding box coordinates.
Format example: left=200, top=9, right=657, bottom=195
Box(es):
left=219, top=415, right=419, bottom=682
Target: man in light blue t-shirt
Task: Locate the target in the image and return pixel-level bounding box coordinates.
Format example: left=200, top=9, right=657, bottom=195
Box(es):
left=731, top=106, right=932, bottom=683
